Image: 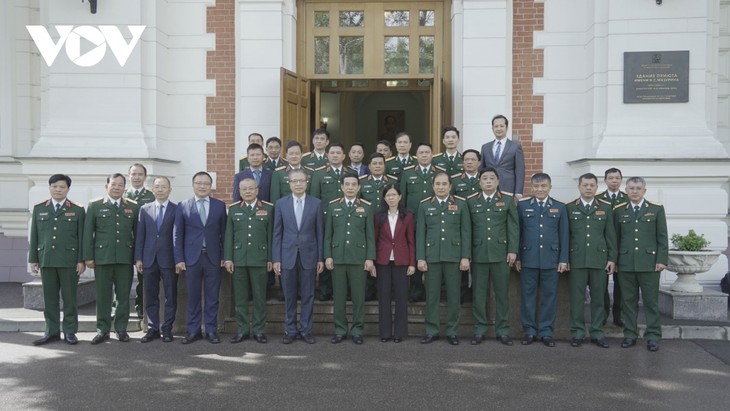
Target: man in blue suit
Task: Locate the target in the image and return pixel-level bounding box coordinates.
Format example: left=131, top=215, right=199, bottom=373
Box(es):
left=479, top=115, right=525, bottom=198
left=515, top=173, right=569, bottom=347
left=272, top=168, right=324, bottom=344
left=233, top=143, right=273, bottom=203
left=134, top=176, right=178, bottom=343
left=173, top=171, right=227, bottom=344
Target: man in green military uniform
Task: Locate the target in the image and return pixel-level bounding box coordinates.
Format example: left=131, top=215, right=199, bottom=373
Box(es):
left=566, top=173, right=617, bottom=349
left=239, top=132, right=265, bottom=171
left=417, top=172, right=471, bottom=345
left=310, top=143, right=349, bottom=300
left=432, top=126, right=464, bottom=176
left=264, top=136, right=288, bottom=170
left=29, top=174, right=86, bottom=346
left=83, top=173, right=140, bottom=344
left=614, top=176, right=668, bottom=352
left=124, top=163, right=155, bottom=319
left=301, top=128, right=330, bottom=169
left=224, top=178, right=273, bottom=344
left=271, top=141, right=313, bottom=203
left=451, top=149, right=481, bottom=198
left=385, top=132, right=415, bottom=178
left=325, top=174, right=375, bottom=345
left=597, top=167, right=627, bottom=327
left=466, top=167, right=518, bottom=346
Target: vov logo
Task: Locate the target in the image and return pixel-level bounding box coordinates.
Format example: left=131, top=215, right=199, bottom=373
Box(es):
left=26, top=25, right=146, bottom=67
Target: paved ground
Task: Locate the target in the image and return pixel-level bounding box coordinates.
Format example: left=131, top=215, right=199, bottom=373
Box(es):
left=1, top=331, right=730, bottom=410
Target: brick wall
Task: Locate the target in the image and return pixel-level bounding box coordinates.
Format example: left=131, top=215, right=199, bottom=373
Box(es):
left=512, top=0, right=544, bottom=196
left=206, top=0, right=236, bottom=202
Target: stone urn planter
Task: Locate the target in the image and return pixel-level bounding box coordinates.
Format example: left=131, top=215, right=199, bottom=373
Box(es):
left=667, top=250, right=721, bottom=293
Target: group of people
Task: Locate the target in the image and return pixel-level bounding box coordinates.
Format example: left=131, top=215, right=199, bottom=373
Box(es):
left=29, top=114, right=668, bottom=352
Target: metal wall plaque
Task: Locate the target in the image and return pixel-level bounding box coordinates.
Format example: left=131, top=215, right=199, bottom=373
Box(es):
left=623, top=51, right=689, bottom=104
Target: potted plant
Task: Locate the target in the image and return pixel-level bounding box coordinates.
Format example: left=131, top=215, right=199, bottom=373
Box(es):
left=667, top=229, right=720, bottom=292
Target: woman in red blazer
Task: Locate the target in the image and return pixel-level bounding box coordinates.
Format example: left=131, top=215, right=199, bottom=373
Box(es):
left=373, top=184, right=416, bottom=342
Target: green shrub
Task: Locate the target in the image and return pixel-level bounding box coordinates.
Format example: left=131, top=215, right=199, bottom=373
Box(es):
left=670, top=229, right=710, bottom=251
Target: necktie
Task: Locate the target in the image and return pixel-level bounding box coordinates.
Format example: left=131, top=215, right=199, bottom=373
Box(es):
left=253, top=170, right=261, bottom=186
left=249, top=204, right=255, bottom=212
left=539, top=201, right=544, bottom=210
left=197, top=199, right=207, bottom=224
left=295, top=198, right=303, bottom=229
left=585, top=203, right=591, bottom=212
left=611, top=193, right=617, bottom=201
left=135, top=189, right=140, bottom=198
left=335, top=168, right=340, bottom=177
left=375, top=179, right=381, bottom=187
left=347, top=201, right=353, bottom=209
left=494, top=141, right=502, bottom=163
left=448, top=155, right=454, bottom=162
left=113, top=201, right=119, bottom=209
left=634, top=205, right=640, bottom=214
left=402, top=158, right=407, bottom=165
left=156, top=204, right=164, bottom=231
left=422, top=168, right=428, bottom=174
left=55, top=203, right=61, bottom=212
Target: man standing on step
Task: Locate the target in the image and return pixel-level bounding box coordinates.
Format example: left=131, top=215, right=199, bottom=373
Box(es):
left=125, top=163, right=155, bottom=320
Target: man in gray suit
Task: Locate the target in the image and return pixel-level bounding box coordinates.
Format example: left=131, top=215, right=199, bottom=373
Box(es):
left=479, top=115, right=525, bottom=199
left=272, top=168, right=324, bottom=344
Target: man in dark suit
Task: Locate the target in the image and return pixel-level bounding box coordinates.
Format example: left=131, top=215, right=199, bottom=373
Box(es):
left=134, top=176, right=178, bottom=343
left=347, top=143, right=370, bottom=176
left=479, top=115, right=525, bottom=198
left=29, top=174, right=85, bottom=346
left=233, top=143, right=273, bottom=203
left=515, top=173, right=569, bottom=347
left=272, top=168, right=324, bottom=344
left=173, top=171, right=227, bottom=344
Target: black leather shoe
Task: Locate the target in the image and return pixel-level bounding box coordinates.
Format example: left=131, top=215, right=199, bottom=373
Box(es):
left=282, top=333, right=295, bottom=344
left=162, top=331, right=174, bottom=343
left=497, top=335, right=514, bottom=346
left=90, top=333, right=110, bottom=345
left=570, top=337, right=583, bottom=347
left=613, top=318, right=625, bottom=327
left=352, top=335, right=364, bottom=345
left=521, top=334, right=537, bottom=345
left=646, top=340, right=659, bottom=352
left=331, top=334, right=345, bottom=344
left=621, top=338, right=637, bottom=348
left=393, top=337, right=402, bottom=343
left=447, top=335, right=459, bottom=346
left=318, top=294, right=332, bottom=302
left=254, top=334, right=268, bottom=344
left=380, top=337, right=391, bottom=343
left=140, top=330, right=160, bottom=343
left=117, top=331, right=130, bottom=342
left=301, top=333, right=315, bottom=344
left=207, top=333, right=221, bottom=344
left=181, top=333, right=203, bottom=344
left=230, top=333, right=249, bottom=343
left=471, top=335, right=483, bottom=345
left=420, top=334, right=439, bottom=344
left=591, top=338, right=609, bottom=348
left=33, top=334, right=60, bottom=346
left=64, top=333, right=78, bottom=345
left=541, top=336, right=555, bottom=347
left=136, top=307, right=143, bottom=319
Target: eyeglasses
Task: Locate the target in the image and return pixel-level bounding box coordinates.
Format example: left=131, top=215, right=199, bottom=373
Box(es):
left=193, top=181, right=212, bottom=187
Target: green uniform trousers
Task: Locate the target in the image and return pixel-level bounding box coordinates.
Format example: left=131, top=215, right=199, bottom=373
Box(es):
left=232, top=266, right=268, bottom=335
left=332, top=264, right=366, bottom=336
left=619, top=271, right=661, bottom=341
left=95, top=264, right=133, bottom=334
left=569, top=268, right=607, bottom=339
left=424, top=262, right=461, bottom=336
left=41, top=267, right=80, bottom=335
left=471, top=262, right=510, bottom=337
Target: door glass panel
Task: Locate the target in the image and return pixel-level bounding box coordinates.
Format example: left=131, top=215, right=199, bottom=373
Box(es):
left=315, top=36, right=330, bottom=74
left=384, top=11, right=409, bottom=27
left=419, top=10, right=435, bottom=27
left=339, top=36, right=364, bottom=74
left=340, top=11, right=365, bottom=27
left=384, top=36, right=409, bottom=74
left=419, top=36, right=434, bottom=74
left=314, top=11, right=329, bottom=28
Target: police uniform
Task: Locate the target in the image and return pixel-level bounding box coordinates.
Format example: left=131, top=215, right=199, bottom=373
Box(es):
left=597, top=189, right=628, bottom=325
left=223, top=199, right=274, bottom=338
left=432, top=151, right=464, bottom=176
left=301, top=151, right=329, bottom=170
left=324, top=198, right=375, bottom=338
left=566, top=198, right=617, bottom=342
left=270, top=165, right=313, bottom=204
left=82, top=197, right=139, bottom=336
left=614, top=199, right=668, bottom=344
left=29, top=198, right=85, bottom=339
left=400, top=164, right=444, bottom=301
left=516, top=196, right=569, bottom=340
left=467, top=191, right=518, bottom=339
left=124, top=187, right=155, bottom=317
left=450, top=172, right=480, bottom=198
left=385, top=155, right=415, bottom=179
left=416, top=195, right=471, bottom=338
